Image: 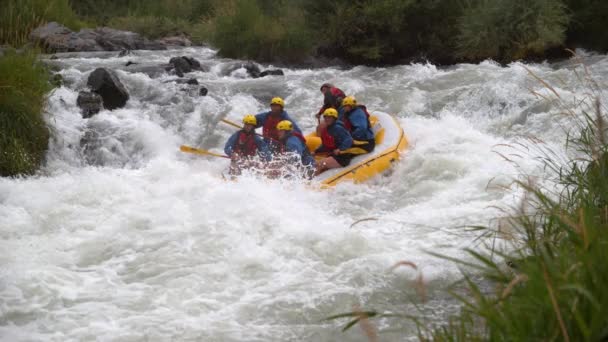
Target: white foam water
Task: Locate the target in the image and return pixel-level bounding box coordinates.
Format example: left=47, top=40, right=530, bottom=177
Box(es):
left=1, top=47, right=607, bottom=341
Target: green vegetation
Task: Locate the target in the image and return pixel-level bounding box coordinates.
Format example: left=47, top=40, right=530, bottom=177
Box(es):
left=0, top=50, right=53, bottom=177
left=325, top=64, right=608, bottom=341
left=456, top=0, right=570, bottom=61
left=3, top=0, right=608, bottom=65
left=0, top=0, right=83, bottom=47
left=203, top=0, right=313, bottom=62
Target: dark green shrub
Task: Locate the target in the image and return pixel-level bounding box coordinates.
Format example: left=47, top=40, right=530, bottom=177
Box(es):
left=0, top=0, right=84, bottom=47
left=456, top=0, right=570, bottom=61
left=0, top=51, right=52, bottom=176
left=206, top=0, right=313, bottom=63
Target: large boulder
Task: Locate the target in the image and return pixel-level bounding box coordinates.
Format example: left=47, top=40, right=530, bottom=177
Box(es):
left=86, top=68, right=129, bottom=110
left=77, top=91, right=103, bottom=118
left=29, top=23, right=168, bottom=52
left=168, top=56, right=204, bottom=77
left=93, top=27, right=165, bottom=51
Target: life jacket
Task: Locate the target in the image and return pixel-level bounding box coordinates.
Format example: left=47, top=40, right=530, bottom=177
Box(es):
left=320, top=125, right=337, bottom=151
left=342, top=105, right=371, bottom=132
left=330, top=87, right=345, bottom=100
left=262, top=113, right=283, bottom=141
left=233, top=131, right=258, bottom=157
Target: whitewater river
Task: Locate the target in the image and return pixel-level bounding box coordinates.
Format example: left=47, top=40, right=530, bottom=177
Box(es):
left=1, top=47, right=606, bottom=341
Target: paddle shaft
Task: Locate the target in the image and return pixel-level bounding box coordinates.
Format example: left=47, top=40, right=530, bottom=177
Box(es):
left=180, top=145, right=230, bottom=159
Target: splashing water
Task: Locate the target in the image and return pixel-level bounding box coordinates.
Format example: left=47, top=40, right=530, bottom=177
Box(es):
left=1, top=47, right=607, bottom=341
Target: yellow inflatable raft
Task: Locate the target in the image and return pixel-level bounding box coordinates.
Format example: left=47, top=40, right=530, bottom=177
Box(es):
left=307, top=112, right=408, bottom=187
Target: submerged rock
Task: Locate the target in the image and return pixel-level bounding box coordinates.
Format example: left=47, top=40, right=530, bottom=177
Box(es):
left=86, top=68, right=129, bottom=110
left=76, top=91, right=103, bottom=118
left=260, top=69, right=284, bottom=77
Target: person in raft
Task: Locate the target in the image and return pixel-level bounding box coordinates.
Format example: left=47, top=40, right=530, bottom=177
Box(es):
left=315, top=83, right=346, bottom=136
left=314, top=108, right=355, bottom=176
left=339, top=96, right=375, bottom=153
left=224, top=114, right=271, bottom=175
left=255, top=97, right=303, bottom=153
left=268, top=120, right=316, bottom=179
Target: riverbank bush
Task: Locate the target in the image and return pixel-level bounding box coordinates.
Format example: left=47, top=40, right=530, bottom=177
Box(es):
left=202, top=0, right=313, bottom=63
left=0, top=0, right=83, bottom=47
left=0, top=50, right=53, bottom=177
left=456, top=0, right=570, bottom=62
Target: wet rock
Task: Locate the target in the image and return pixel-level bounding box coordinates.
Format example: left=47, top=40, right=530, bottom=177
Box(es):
left=118, top=49, right=131, bottom=57
left=244, top=61, right=261, bottom=78
left=86, top=68, right=129, bottom=110
left=125, top=60, right=137, bottom=67
left=168, top=56, right=204, bottom=76
left=77, top=91, right=103, bottom=118
left=259, top=69, right=284, bottom=77
left=199, top=87, right=208, bottom=96
left=157, top=36, right=192, bottom=47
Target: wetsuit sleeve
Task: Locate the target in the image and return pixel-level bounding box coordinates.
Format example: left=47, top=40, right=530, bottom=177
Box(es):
left=285, top=138, right=304, bottom=155
left=282, top=111, right=303, bottom=134
left=254, top=112, right=268, bottom=129
left=335, top=126, right=353, bottom=151
left=255, top=135, right=271, bottom=161
left=224, top=132, right=239, bottom=155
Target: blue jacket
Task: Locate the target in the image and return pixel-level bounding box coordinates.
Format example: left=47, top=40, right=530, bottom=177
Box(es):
left=342, top=107, right=374, bottom=141
left=315, top=121, right=353, bottom=153
left=255, top=110, right=303, bottom=135
left=224, top=130, right=271, bottom=161
left=282, top=134, right=316, bottom=167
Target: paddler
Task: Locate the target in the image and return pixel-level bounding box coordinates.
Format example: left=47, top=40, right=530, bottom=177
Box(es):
left=314, top=108, right=357, bottom=176
left=315, top=83, right=346, bottom=136
left=339, top=96, right=375, bottom=153
left=267, top=120, right=315, bottom=179
left=224, top=114, right=271, bottom=175
left=255, top=97, right=303, bottom=153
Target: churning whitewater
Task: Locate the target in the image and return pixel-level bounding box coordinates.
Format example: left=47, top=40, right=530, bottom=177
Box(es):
left=1, top=47, right=607, bottom=341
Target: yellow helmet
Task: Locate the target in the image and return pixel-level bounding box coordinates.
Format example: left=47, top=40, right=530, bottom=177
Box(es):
left=322, top=108, right=338, bottom=118
left=342, top=96, right=357, bottom=107
left=276, top=120, right=293, bottom=131
left=242, top=114, right=257, bottom=126
left=270, top=97, right=284, bottom=107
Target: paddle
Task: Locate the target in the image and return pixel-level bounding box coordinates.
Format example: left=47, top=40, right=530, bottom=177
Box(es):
left=180, top=145, right=230, bottom=159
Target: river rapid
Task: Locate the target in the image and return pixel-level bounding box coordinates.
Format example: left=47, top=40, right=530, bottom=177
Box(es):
left=1, top=47, right=607, bottom=341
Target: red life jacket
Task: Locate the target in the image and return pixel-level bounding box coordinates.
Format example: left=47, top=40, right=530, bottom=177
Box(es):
left=342, top=105, right=371, bottom=132
left=233, top=131, right=258, bottom=157
left=262, top=113, right=283, bottom=141
left=320, top=126, right=337, bottom=151
left=330, top=87, right=345, bottom=99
